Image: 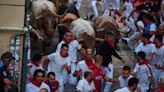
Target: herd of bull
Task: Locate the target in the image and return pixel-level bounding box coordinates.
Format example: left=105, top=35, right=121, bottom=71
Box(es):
left=30, top=0, right=126, bottom=56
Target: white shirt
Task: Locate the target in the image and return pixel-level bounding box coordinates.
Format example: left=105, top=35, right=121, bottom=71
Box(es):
left=150, top=35, right=164, bottom=44
left=133, top=63, right=152, bottom=90
left=27, top=63, right=43, bottom=77
left=76, top=60, right=89, bottom=78
left=153, top=45, right=164, bottom=66
left=148, top=23, right=157, bottom=32
left=135, top=42, right=156, bottom=60
left=122, top=1, right=133, bottom=18
left=47, top=52, right=71, bottom=81
left=118, top=75, right=133, bottom=88
left=56, top=40, right=81, bottom=62
left=26, top=82, right=50, bottom=92
left=115, top=87, right=137, bottom=92
left=106, top=0, right=120, bottom=10
left=76, top=78, right=96, bottom=92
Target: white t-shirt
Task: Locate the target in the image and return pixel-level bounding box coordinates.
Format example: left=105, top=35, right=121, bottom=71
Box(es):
left=150, top=35, right=164, bottom=44
left=149, top=23, right=157, bottom=32
left=118, top=75, right=133, bottom=88
left=115, top=87, right=137, bottom=92
left=135, top=42, right=156, bottom=60
left=133, top=63, right=152, bottom=91
left=76, top=78, right=96, bottom=92
left=56, top=40, right=81, bottom=62
left=76, top=60, right=89, bottom=78
left=27, top=62, right=43, bottom=77
left=47, top=52, right=71, bottom=81
left=107, top=0, right=120, bottom=10
left=122, top=1, right=134, bottom=18
left=26, top=82, right=50, bottom=92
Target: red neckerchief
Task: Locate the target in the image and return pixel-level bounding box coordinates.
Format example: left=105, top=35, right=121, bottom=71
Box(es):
left=139, top=59, right=153, bottom=76
left=29, top=77, right=42, bottom=87
left=92, top=64, right=105, bottom=77
left=144, top=40, right=152, bottom=46
left=105, top=38, right=115, bottom=48
left=144, top=21, right=153, bottom=27
left=63, top=38, right=74, bottom=44
left=134, top=1, right=145, bottom=8
left=156, top=43, right=164, bottom=49
left=31, top=61, right=39, bottom=67
left=85, top=59, right=94, bottom=69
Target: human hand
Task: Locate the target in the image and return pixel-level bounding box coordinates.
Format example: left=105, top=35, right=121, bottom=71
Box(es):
left=3, top=78, right=13, bottom=85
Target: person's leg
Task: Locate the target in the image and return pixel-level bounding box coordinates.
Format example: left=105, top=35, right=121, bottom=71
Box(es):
left=75, top=0, right=82, bottom=11
left=68, top=63, right=77, bottom=85
left=103, top=63, right=114, bottom=92
left=89, top=0, right=98, bottom=17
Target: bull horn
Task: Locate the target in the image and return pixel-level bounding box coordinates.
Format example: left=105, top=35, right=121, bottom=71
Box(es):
left=54, top=12, right=65, bottom=18
left=77, top=38, right=84, bottom=42
left=96, top=28, right=105, bottom=32
left=35, top=15, right=44, bottom=20
left=53, top=9, right=68, bottom=18
left=95, top=38, right=104, bottom=42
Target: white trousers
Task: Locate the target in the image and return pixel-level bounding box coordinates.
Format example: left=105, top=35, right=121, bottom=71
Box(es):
left=74, top=0, right=82, bottom=10
left=103, top=63, right=114, bottom=92
left=88, top=0, right=98, bottom=17
left=68, top=62, right=78, bottom=85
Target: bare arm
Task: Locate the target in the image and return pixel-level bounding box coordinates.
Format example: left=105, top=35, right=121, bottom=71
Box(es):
left=80, top=48, right=86, bottom=57
left=64, top=64, right=71, bottom=73
left=40, top=55, right=49, bottom=65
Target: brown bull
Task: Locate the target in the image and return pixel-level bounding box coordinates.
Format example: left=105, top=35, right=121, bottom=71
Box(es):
left=94, top=16, right=121, bottom=44
left=30, top=0, right=65, bottom=56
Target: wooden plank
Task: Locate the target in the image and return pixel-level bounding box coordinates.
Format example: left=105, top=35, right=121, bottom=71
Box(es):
left=0, top=0, right=25, bottom=6
left=0, top=5, right=24, bottom=29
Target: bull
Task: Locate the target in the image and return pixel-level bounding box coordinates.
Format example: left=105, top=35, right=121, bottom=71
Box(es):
left=30, top=0, right=65, bottom=56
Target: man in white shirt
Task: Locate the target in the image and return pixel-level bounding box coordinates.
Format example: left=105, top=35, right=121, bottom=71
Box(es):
left=118, top=66, right=133, bottom=88
left=27, top=53, right=43, bottom=78
left=76, top=70, right=96, bottom=92
left=133, top=51, right=154, bottom=92
left=56, top=31, right=86, bottom=85
left=41, top=44, right=71, bottom=92
left=102, top=0, right=120, bottom=16
left=26, top=69, right=50, bottom=92
left=115, top=77, right=139, bottom=92
left=74, top=49, right=94, bottom=79
left=135, top=33, right=156, bottom=62
left=152, top=34, right=164, bottom=85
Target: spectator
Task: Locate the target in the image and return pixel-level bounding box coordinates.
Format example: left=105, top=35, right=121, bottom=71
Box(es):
left=76, top=70, right=96, bottom=92
left=98, top=31, right=124, bottom=92
left=26, top=69, right=50, bottom=92
left=0, top=52, right=17, bottom=92
left=41, top=43, right=71, bottom=92
left=118, top=66, right=133, bottom=88
left=133, top=51, right=154, bottom=92
left=56, top=31, right=86, bottom=85
left=134, top=32, right=156, bottom=62
left=44, top=72, right=59, bottom=92
left=27, top=53, right=43, bottom=78
left=115, top=77, right=139, bottom=92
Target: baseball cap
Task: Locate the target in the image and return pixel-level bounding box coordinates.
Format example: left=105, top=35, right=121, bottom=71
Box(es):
left=1, top=52, right=15, bottom=62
